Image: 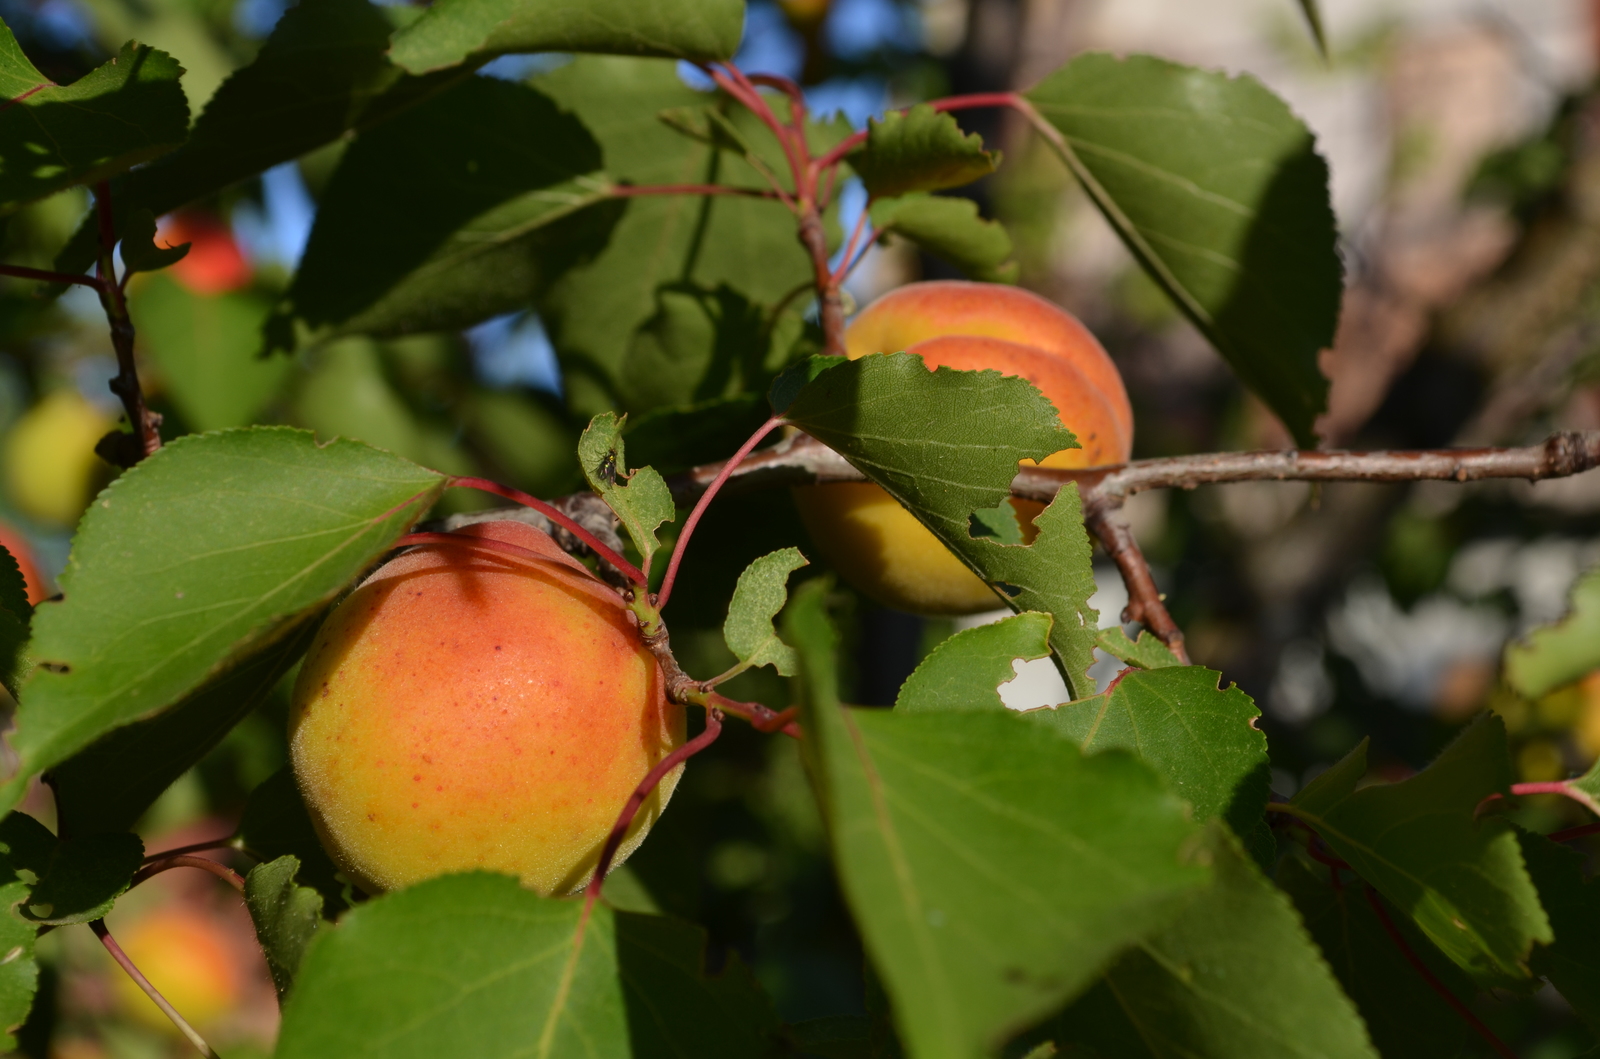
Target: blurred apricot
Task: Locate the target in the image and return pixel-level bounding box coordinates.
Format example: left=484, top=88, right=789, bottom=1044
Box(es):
left=4, top=391, right=110, bottom=527
left=109, top=905, right=243, bottom=1034
left=156, top=214, right=252, bottom=296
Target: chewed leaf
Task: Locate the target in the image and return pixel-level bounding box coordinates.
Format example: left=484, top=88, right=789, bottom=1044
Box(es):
left=850, top=104, right=999, bottom=198
left=896, top=612, right=1053, bottom=713
left=724, top=548, right=808, bottom=676
left=578, top=412, right=675, bottom=572
left=120, top=208, right=190, bottom=276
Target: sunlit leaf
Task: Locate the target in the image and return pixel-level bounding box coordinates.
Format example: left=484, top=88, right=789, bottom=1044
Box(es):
left=895, top=611, right=1052, bottom=713
left=723, top=547, right=807, bottom=676
left=870, top=193, right=1018, bottom=283
left=850, top=104, right=1000, bottom=198
left=1504, top=565, right=1600, bottom=699
left=578, top=412, right=675, bottom=572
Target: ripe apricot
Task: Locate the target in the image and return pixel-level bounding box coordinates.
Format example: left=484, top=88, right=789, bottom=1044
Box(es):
left=795, top=285, right=1132, bottom=615
left=289, top=520, right=683, bottom=896
left=109, top=905, right=244, bottom=1032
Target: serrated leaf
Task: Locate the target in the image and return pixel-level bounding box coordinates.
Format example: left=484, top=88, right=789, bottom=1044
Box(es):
left=578, top=412, right=675, bottom=571
left=118, top=208, right=189, bottom=276
left=1, top=428, right=445, bottom=817
left=1282, top=714, right=1551, bottom=985
left=1516, top=828, right=1600, bottom=1029
left=53, top=0, right=475, bottom=277
left=1051, top=824, right=1378, bottom=1059
left=132, top=275, right=291, bottom=431
left=1026, top=666, right=1271, bottom=857
left=895, top=611, right=1052, bottom=712
left=0, top=544, right=30, bottom=700
left=1095, top=627, right=1180, bottom=669
left=1504, top=565, right=1600, bottom=698
left=246, top=856, right=323, bottom=1001
left=0, top=814, right=45, bottom=1051
left=274, top=872, right=783, bottom=1058
left=1278, top=855, right=1471, bottom=1058
left=269, top=76, right=615, bottom=349
left=723, top=547, right=807, bottom=676
left=238, top=768, right=348, bottom=917
left=49, top=620, right=317, bottom=837
left=851, top=104, right=1000, bottom=198
left=781, top=354, right=1100, bottom=696
left=0, top=35, right=188, bottom=214
left=388, top=0, right=745, bottom=75
left=1025, top=53, right=1339, bottom=446
left=785, top=579, right=1208, bottom=1059
left=870, top=194, right=1017, bottom=283
left=8, top=826, right=143, bottom=926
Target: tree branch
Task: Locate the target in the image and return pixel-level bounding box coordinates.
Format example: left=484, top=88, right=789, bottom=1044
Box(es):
left=92, top=182, right=161, bottom=467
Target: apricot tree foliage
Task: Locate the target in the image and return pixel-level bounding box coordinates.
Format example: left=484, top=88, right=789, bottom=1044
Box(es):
left=0, top=1, right=1599, bottom=1057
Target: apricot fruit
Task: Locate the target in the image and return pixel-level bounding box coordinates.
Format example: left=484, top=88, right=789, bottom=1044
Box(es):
left=795, top=283, right=1133, bottom=615
left=157, top=213, right=253, bottom=295
left=109, top=905, right=244, bottom=1032
left=289, top=519, right=683, bottom=896
left=3, top=390, right=110, bottom=528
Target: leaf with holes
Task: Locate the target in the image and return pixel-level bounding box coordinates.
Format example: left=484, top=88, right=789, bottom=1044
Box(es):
left=1096, top=627, right=1181, bottom=669
left=1, top=428, right=445, bottom=817
left=246, top=856, right=324, bottom=1001
left=870, top=194, right=1018, bottom=283
left=578, top=412, right=675, bottom=573
left=723, top=547, right=807, bottom=677
left=786, top=579, right=1207, bottom=1059
left=895, top=611, right=1053, bottom=713
left=1283, top=716, right=1551, bottom=986
left=850, top=105, right=1000, bottom=198
left=1025, top=53, right=1339, bottom=445
left=780, top=354, right=1100, bottom=696
left=1505, top=565, right=1600, bottom=699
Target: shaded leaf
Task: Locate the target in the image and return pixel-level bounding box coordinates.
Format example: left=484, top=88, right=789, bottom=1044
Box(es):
left=781, top=354, right=1100, bottom=697
left=723, top=547, right=807, bottom=676
left=1516, top=828, right=1600, bottom=1029
left=119, top=208, right=189, bottom=276
left=0, top=814, right=45, bottom=1050
left=0, top=544, right=30, bottom=699
left=851, top=104, right=1000, bottom=198
left=0, top=36, right=188, bottom=214
left=5, top=823, right=143, bottom=926
left=1, top=428, right=445, bottom=816
left=1278, top=855, right=1471, bottom=1058
left=870, top=194, right=1017, bottom=283
left=1025, top=53, right=1339, bottom=446
left=578, top=412, right=675, bottom=572
left=786, top=580, right=1207, bottom=1059
left=389, top=0, right=745, bottom=75
left=624, top=393, right=772, bottom=475
left=275, top=872, right=783, bottom=1058
left=1504, top=564, right=1600, bottom=699
left=791, top=1015, right=872, bottom=1059
left=1095, top=627, right=1180, bottom=670
left=895, top=611, right=1052, bottom=713
left=1282, top=715, right=1551, bottom=985
left=269, top=76, right=614, bottom=348
left=238, top=768, right=348, bottom=917
left=246, top=855, right=323, bottom=1001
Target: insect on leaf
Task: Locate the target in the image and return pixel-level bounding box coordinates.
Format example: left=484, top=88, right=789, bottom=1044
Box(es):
left=723, top=547, right=808, bottom=676
left=578, top=412, right=675, bottom=573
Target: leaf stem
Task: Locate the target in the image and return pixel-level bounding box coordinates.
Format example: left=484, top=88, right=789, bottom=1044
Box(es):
left=141, top=835, right=238, bottom=864
left=707, top=691, right=801, bottom=738
left=446, top=477, right=647, bottom=586
left=130, top=854, right=246, bottom=893
left=1547, top=821, right=1600, bottom=843
left=91, top=919, right=221, bottom=1058
left=655, top=415, right=785, bottom=611
left=1362, top=887, right=1519, bottom=1059
left=0, top=262, right=102, bottom=289
left=610, top=183, right=780, bottom=200
left=93, top=181, right=160, bottom=467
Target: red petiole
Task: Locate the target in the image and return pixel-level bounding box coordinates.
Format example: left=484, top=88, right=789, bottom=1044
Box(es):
left=447, top=476, right=647, bottom=586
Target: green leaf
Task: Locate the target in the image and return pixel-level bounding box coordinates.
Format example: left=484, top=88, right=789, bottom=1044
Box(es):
left=785, top=580, right=1208, bottom=1059
left=3, top=822, right=143, bottom=926
left=53, top=0, right=475, bottom=277
left=48, top=620, right=318, bottom=837
left=1516, top=828, right=1600, bottom=1029
left=388, top=0, right=745, bottom=75
left=781, top=354, right=1100, bottom=696
left=870, top=194, right=1018, bottom=283
left=118, top=208, right=189, bottom=276
left=723, top=547, right=807, bottom=677
left=1095, top=627, right=1180, bottom=669
left=1, top=428, right=445, bottom=816
left=1296, top=0, right=1329, bottom=57
left=895, top=611, right=1053, bottom=713
left=1025, top=53, right=1339, bottom=446
left=1282, top=714, right=1551, bottom=985
left=850, top=104, right=1000, bottom=198
left=624, top=393, right=772, bottom=475
left=533, top=58, right=823, bottom=401
left=275, top=872, right=783, bottom=1058
left=578, top=412, right=675, bottom=572
left=791, top=1016, right=872, bottom=1059
left=0, top=814, right=45, bottom=1050
left=1052, top=824, right=1378, bottom=1059
left=246, top=856, right=323, bottom=1001
left=269, top=76, right=615, bottom=349
left=132, top=274, right=291, bottom=432
left=1025, top=666, right=1271, bottom=856
left=1278, top=854, right=1471, bottom=1058
left=238, top=767, right=348, bottom=916
left=0, top=36, right=188, bottom=214
left=1504, top=565, right=1600, bottom=698
left=0, top=544, right=31, bottom=700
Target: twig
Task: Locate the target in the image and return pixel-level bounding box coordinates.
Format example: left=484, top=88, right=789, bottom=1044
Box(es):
left=130, top=854, right=246, bottom=893
left=447, top=477, right=647, bottom=586
left=0, top=263, right=102, bottom=289
left=1363, top=887, right=1519, bottom=1059
left=708, top=691, right=801, bottom=738
left=91, top=920, right=221, bottom=1058
left=1083, top=504, right=1187, bottom=660
left=92, top=182, right=160, bottom=466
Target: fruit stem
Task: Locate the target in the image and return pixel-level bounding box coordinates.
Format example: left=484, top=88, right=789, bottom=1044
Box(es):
left=92, top=181, right=161, bottom=467
left=91, top=919, right=221, bottom=1058
left=130, top=854, right=246, bottom=894
left=655, top=415, right=785, bottom=611
left=446, top=477, right=647, bottom=586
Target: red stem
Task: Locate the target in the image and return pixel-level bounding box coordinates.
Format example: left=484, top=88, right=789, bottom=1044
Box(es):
left=708, top=691, right=801, bottom=738
left=711, top=65, right=807, bottom=192
left=655, top=416, right=785, bottom=610
left=584, top=709, right=725, bottom=907
left=0, top=262, right=102, bottom=289
left=1363, top=887, right=1519, bottom=1059
left=611, top=183, right=779, bottom=200
left=830, top=205, right=874, bottom=285
left=447, top=477, right=646, bottom=586
left=1548, top=821, right=1600, bottom=843
left=130, top=854, right=246, bottom=893
left=92, top=920, right=220, bottom=1058
left=142, top=835, right=236, bottom=865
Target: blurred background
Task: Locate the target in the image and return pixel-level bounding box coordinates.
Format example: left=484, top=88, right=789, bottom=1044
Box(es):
left=2, top=0, right=1600, bottom=1054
